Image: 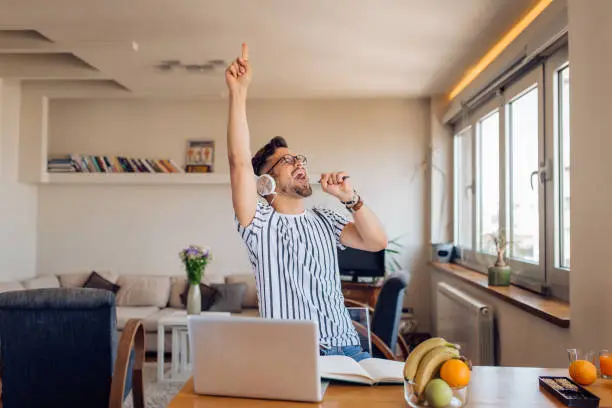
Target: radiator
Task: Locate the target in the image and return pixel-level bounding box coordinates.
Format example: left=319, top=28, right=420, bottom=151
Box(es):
left=435, top=282, right=495, bottom=366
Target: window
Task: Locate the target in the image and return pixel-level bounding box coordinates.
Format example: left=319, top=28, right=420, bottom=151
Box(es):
left=452, top=45, right=570, bottom=299
left=476, top=110, right=499, bottom=252
left=508, top=86, right=540, bottom=263
left=454, top=127, right=473, bottom=249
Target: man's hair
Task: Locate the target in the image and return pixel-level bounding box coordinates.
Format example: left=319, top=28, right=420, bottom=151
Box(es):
left=252, top=136, right=288, bottom=176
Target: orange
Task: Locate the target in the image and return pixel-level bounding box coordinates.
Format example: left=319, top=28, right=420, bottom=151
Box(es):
left=440, top=359, right=471, bottom=388
left=569, top=360, right=597, bottom=385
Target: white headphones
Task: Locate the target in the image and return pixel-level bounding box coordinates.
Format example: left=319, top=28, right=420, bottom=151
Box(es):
left=256, top=174, right=277, bottom=202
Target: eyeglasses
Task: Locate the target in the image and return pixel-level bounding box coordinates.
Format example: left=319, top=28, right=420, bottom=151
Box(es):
left=266, top=154, right=308, bottom=174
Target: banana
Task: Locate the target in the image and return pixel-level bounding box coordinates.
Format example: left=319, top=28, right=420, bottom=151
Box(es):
left=413, top=346, right=461, bottom=400
left=403, top=337, right=459, bottom=381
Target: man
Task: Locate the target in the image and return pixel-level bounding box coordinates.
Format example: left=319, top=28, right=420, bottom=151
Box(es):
left=225, top=43, right=388, bottom=361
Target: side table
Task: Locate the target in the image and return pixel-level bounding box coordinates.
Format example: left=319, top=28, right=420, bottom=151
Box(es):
left=157, top=310, right=231, bottom=383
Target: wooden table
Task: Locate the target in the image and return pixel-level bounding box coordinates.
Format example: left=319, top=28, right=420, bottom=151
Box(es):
left=168, top=367, right=612, bottom=408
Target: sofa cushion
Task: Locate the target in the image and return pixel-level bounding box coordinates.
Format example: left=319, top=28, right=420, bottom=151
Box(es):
left=209, top=283, right=247, bottom=313
left=21, top=276, right=60, bottom=290
left=116, top=306, right=159, bottom=330
left=116, top=275, right=171, bottom=307
left=83, top=271, right=121, bottom=293
left=204, top=273, right=226, bottom=285
left=225, top=274, right=257, bottom=308
left=168, top=276, right=187, bottom=308
left=58, top=271, right=118, bottom=288
left=0, top=281, right=24, bottom=293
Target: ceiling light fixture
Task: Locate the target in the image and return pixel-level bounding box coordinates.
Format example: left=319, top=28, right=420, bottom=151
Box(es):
left=154, top=59, right=226, bottom=73
left=447, top=0, right=554, bottom=101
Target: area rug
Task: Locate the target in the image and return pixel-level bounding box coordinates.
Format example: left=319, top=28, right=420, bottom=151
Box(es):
left=124, top=363, right=184, bottom=408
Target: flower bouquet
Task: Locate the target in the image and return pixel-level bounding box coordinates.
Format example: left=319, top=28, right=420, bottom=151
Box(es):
left=179, top=245, right=212, bottom=314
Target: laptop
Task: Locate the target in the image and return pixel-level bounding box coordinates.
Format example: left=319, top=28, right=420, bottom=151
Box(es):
left=187, top=315, right=329, bottom=403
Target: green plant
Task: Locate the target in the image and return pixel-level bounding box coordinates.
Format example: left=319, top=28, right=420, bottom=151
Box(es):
left=485, top=228, right=511, bottom=267
left=385, top=235, right=407, bottom=274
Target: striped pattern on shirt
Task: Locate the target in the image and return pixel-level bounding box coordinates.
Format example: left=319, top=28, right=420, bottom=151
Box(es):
left=236, top=201, right=361, bottom=347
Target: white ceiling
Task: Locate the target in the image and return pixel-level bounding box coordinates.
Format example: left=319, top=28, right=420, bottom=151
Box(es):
left=0, top=0, right=539, bottom=99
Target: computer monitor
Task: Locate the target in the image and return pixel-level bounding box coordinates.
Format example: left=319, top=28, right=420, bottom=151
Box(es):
left=337, top=247, right=385, bottom=282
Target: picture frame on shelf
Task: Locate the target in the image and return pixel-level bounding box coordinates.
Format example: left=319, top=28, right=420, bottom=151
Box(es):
left=186, top=140, right=215, bottom=172
left=185, top=165, right=211, bottom=173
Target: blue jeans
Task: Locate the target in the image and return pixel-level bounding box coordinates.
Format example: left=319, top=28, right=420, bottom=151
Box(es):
left=320, top=345, right=371, bottom=362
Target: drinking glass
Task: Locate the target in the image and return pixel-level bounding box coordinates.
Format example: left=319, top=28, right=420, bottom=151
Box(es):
left=567, top=348, right=596, bottom=365
left=599, top=350, right=612, bottom=379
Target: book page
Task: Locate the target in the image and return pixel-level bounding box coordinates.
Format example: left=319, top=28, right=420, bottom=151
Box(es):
left=359, top=358, right=405, bottom=383
left=319, top=355, right=374, bottom=383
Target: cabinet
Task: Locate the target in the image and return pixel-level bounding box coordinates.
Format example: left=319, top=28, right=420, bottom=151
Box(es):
left=341, top=281, right=382, bottom=308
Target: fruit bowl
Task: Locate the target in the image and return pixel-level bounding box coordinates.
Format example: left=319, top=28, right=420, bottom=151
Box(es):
left=404, top=380, right=469, bottom=408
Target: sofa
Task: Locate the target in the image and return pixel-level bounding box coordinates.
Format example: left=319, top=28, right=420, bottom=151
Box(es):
left=0, top=271, right=260, bottom=353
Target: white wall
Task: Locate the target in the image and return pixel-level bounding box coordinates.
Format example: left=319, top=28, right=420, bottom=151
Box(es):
left=567, top=0, right=612, bottom=351
left=431, top=269, right=571, bottom=367
left=0, top=79, right=38, bottom=282
left=40, top=97, right=432, bottom=328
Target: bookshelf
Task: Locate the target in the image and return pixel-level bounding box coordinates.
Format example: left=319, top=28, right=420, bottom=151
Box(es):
left=41, top=172, right=230, bottom=185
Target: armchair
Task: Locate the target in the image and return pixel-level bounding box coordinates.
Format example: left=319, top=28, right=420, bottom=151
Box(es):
left=0, top=288, right=145, bottom=408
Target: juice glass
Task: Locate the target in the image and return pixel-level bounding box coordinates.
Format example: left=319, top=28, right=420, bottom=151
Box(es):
left=599, top=350, right=612, bottom=379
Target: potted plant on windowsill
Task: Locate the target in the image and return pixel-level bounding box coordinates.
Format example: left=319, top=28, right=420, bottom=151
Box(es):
left=486, top=229, right=512, bottom=286
left=179, top=245, right=212, bottom=315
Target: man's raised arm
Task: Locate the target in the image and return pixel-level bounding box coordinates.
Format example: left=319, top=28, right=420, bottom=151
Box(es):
left=225, top=43, right=256, bottom=227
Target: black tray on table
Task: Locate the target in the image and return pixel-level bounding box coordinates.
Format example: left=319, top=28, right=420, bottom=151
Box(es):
left=538, top=376, right=600, bottom=407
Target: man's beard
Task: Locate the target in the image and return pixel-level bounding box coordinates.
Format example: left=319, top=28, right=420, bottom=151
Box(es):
left=294, top=183, right=313, bottom=197
left=279, top=181, right=313, bottom=198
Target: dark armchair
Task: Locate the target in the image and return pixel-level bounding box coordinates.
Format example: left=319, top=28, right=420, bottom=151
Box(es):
left=346, top=275, right=408, bottom=361
left=0, top=288, right=145, bottom=408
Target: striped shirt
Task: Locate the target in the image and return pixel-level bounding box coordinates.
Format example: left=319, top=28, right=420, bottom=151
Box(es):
left=236, top=201, right=361, bottom=347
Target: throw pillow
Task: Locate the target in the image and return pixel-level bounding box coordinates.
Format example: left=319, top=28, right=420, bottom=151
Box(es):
left=179, top=283, right=219, bottom=311
left=209, top=283, right=247, bottom=313
left=83, top=271, right=121, bottom=293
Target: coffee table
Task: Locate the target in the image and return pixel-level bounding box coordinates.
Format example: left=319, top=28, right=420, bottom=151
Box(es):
left=156, top=310, right=231, bottom=383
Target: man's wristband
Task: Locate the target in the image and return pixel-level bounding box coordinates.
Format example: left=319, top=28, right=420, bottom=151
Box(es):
left=347, top=197, right=364, bottom=213
left=340, top=190, right=359, bottom=206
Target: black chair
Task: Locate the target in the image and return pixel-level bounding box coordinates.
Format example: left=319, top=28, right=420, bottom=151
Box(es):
left=346, top=275, right=408, bottom=360
left=0, top=288, right=145, bottom=408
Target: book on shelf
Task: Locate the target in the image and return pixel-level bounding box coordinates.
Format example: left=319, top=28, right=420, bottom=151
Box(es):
left=46, top=154, right=185, bottom=174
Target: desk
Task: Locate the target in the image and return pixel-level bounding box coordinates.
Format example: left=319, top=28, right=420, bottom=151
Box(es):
left=168, top=367, right=612, bottom=408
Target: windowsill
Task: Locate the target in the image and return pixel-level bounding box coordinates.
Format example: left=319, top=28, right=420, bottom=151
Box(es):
left=431, top=262, right=570, bottom=328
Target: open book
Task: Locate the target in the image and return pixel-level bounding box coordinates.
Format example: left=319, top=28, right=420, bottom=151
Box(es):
left=319, top=355, right=404, bottom=385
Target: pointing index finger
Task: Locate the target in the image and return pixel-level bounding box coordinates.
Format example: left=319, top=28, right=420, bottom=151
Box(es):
left=241, top=42, right=249, bottom=61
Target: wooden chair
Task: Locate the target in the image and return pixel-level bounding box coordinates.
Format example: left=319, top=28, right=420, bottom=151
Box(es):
left=0, top=288, right=145, bottom=408
left=345, top=276, right=409, bottom=361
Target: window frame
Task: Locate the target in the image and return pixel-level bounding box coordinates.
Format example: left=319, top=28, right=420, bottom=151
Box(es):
left=451, top=44, right=570, bottom=300
left=475, top=106, right=501, bottom=255
left=453, top=125, right=474, bottom=251
left=545, top=46, right=570, bottom=300
left=502, top=66, right=546, bottom=291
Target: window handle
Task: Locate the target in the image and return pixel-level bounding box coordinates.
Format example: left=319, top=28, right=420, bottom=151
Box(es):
left=530, top=160, right=552, bottom=190
left=465, top=183, right=474, bottom=198
left=530, top=170, right=539, bottom=190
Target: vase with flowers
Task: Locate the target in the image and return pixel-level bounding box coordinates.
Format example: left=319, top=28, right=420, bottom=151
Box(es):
left=179, top=245, right=212, bottom=315
left=486, top=229, right=512, bottom=286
